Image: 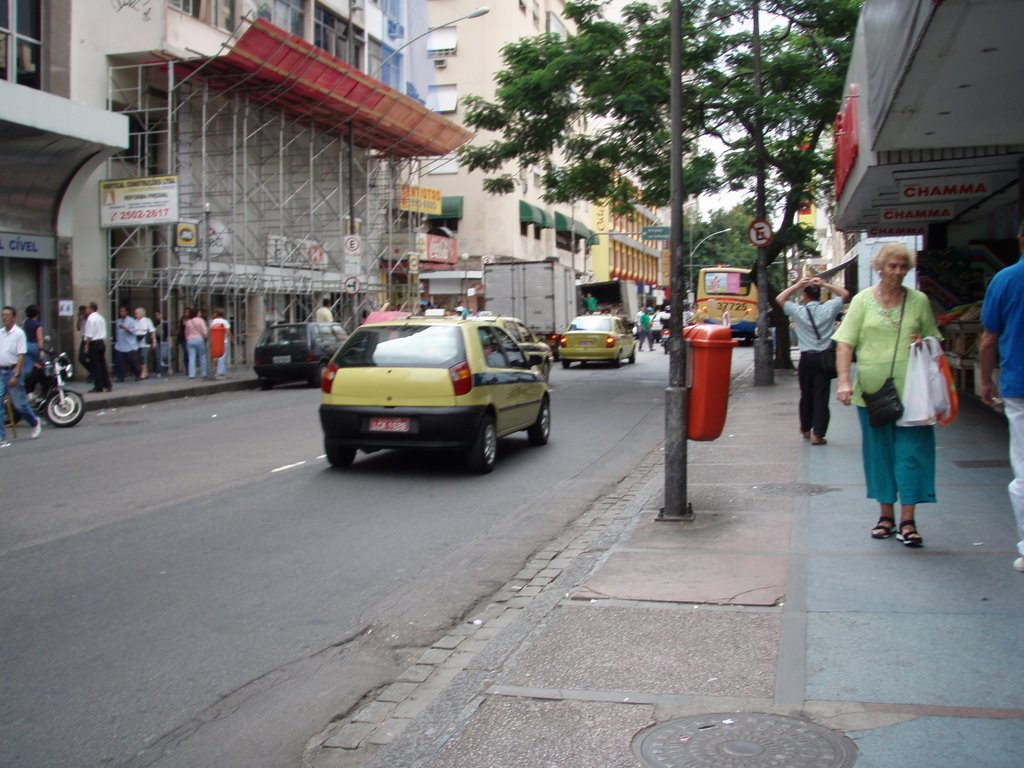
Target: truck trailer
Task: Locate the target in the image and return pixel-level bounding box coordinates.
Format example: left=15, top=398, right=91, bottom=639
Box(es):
left=483, top=261, right=578, bottom=358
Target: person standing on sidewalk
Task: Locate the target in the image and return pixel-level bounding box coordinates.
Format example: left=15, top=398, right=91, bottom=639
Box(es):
left=209, top=307, right=231, bottom=379
left=184, top=307, right=209, bottom=379
left=0, top=306, right=43, bottom=446
left=833, top=243, right=940, bottom=548
left=76, top=305, right=93, bottom=383
left=979, top=219, right=1024, bottom=573
left=777, top=276, right=849, bottom=445
left=134, top=307, right=155, bottom=380
left=315, top=298, right=334, bottom=323
left=83, top=302, right=112, bottom=393
left=153, top=310, right=170, bottom=378
left=114, top=306, right=141, bottom=382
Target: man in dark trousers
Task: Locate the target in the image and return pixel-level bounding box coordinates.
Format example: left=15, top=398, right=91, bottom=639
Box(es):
left=777, top=276, right=849, bottom=445
left=82, top=302, right=112, bottom=392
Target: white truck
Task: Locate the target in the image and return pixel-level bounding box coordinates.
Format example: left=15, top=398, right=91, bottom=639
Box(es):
left=483, top=260, right=578, bottom=358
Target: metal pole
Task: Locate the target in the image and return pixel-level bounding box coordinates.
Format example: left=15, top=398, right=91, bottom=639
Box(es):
left=203, top=202, right=212, bottom=377
left=660, top=0, right=691, bottom=521
left=752, top=0, right=774, bottom=386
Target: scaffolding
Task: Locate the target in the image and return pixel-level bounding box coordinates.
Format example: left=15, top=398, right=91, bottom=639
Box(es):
left=105, top=42, right=431, bottom=366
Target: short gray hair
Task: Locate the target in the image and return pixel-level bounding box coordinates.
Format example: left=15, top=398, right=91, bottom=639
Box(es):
left=871, top=242, right=915, bottom=272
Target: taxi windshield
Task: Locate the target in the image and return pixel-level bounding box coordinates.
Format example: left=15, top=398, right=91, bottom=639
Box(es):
left=336, top=325, right=464, bottom=368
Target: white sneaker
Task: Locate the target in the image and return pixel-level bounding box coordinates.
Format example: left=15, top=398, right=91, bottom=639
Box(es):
left=30, top=422, right=42, bottom=439
left=0, top=440, right=11, bottom=448
left=1013, top=557, right=1024, bottom=573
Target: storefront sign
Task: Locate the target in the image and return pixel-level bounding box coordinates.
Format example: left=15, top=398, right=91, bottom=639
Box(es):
left=0, top=232, right=55, bottom=260
left=897, top=177, right=991, bottom=202
left=834, top=84, right=859, bottom=199
left=399, top=184, right=442, bottom=215
left=99, top=175, right=179, bottom=227
left=867, top=225, right=926, bottom=237
left=419, top=232, right=458, bottom=264
left=265, top=234, right=330, bottom=269
left=879, top=205, right=955, bottom=223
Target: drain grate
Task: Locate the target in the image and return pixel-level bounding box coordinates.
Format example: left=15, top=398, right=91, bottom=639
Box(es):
left=633, top=713, right=857, bottom=768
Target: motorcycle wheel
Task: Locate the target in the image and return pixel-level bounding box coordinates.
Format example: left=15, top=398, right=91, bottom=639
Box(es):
left=45, top=391, right=86, bottom=427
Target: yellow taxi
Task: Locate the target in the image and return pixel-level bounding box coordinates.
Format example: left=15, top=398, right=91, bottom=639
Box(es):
left=558, top=314, right=637, bottom=368
left=319, top=316, right=551, bottom=473
left=468, top=313, right=553, bottom=381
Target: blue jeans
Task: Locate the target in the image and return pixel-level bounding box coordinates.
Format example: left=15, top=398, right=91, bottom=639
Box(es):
left=214, top=339, right=230, bottom=377
left=1, top=366, right=40, bottom=440
left=187, top=338, right=207, bottom=378
left=155, top=341, right=170, bottom=376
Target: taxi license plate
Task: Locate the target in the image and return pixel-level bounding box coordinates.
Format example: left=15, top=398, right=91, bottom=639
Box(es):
left=369, top=416, right=410, bottom=433
left=272, top=355, right=291, bottom=364
left=578, top=339, right=594, bottom=347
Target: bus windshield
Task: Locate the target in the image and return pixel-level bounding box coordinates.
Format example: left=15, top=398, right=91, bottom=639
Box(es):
left=694, top=267, right=758, bottom=342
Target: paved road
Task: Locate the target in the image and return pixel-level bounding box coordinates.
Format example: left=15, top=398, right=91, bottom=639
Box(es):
left=1, top=345, right=745, bottom=768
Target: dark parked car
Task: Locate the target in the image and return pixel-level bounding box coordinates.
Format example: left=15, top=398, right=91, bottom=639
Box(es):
left=254, top=322, right=347, bottom=389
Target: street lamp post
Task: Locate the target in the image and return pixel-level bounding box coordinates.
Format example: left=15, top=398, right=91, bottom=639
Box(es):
left=688, top=227, right=732, bottom=302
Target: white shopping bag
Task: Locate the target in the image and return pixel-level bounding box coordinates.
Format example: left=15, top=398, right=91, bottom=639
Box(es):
left=898, top=337, right=947, bottom=427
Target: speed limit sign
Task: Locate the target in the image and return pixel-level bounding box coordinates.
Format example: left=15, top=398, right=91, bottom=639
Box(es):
left=747, top=219, right=774, bottom=247
left=343, top=276, right=361, bottom=295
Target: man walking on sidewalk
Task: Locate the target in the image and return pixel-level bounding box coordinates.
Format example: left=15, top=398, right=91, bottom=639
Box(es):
left=0, top=306, right=43, bottom=447
left=777, top=275, right=849, bottom=445
left=979, top=218, right=1024, bottom=573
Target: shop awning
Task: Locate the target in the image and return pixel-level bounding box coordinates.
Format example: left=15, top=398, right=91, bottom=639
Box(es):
left=176, top=18, right=472, bottom=158
left=554, top=211, right=594, bottom=239
left=519, top=200, right=551, bottom=228
left=427, top=196, right=464, bottom=220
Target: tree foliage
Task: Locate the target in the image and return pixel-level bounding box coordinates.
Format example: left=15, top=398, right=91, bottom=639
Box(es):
left=461, top=0, right=860, bottom=264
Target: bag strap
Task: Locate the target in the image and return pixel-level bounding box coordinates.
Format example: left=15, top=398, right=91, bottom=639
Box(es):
left=887, top=292, right=907, bottom=378
left=804, top=305, right=823, bottom=340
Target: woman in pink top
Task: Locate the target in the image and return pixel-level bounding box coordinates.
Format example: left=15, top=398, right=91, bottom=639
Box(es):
left=183, top=307, right=209, bottom=379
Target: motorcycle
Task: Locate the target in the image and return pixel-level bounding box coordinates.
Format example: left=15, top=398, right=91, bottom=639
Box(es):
left=26, top=348, right=86, bottom=428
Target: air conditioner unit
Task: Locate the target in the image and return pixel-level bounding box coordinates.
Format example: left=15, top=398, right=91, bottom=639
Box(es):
left=433, top=58, right=447, bottom=69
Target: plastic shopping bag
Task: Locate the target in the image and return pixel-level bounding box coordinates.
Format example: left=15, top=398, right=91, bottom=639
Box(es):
left=898, top=342, right=935, bottom=426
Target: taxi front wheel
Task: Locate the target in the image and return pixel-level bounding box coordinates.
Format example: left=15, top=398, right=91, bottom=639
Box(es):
left=527, top=398, right=550, bottom=446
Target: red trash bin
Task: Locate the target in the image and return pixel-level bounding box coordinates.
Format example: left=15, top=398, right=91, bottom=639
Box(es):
left=684, top=324, right=737, bottom=441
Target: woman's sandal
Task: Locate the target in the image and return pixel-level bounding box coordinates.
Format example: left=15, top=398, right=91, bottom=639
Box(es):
left=897, top=519, right=924, bottom=548
left=871, top=516, right=896, bottom=539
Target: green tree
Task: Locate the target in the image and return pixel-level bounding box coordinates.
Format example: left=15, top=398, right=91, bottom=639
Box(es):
left=461, top=0, right=860, bottom=361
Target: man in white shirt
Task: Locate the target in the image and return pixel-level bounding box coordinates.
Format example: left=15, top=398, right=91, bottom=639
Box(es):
left=83, top=302, right=113, bottom=392
left=0, top=305, right=43, bottom=446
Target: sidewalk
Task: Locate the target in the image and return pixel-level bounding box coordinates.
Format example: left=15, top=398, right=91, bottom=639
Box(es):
left=73, top=368, right=260, bottom=411
left=305, top=363, right=1024, bottom=768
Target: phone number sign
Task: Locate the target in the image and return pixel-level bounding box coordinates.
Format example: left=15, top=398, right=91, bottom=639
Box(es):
left=99, top=175, right=179, bottom=228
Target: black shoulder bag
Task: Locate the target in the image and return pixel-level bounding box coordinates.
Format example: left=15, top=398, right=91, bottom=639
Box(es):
left=804, top=306, right=837, bottom=378
left=861, top=293, right=905, bottom=428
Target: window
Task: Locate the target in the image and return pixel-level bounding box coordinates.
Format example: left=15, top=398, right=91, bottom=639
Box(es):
left=427, top=84, right=458, bottom=114
left=248, top=0, right=304, bottom=36
left=0, top=0, right=41, bottom=88
left=381, top=0, right=403, bottom=21
left=315, top=5, right=365, bottom=66
left=379, top=44, right=402, bottom=90
left=427, top=154, right=459, bottom=175
left=171, top=0, right=233, bottom=30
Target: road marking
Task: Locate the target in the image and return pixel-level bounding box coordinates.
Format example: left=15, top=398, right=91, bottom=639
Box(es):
left=271, top=460, right=307, bottom=473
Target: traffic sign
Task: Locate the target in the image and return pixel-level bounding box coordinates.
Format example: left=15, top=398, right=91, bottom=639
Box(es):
left=641, top=225, right=671, bottom=241
left=343, top=276, right=361, bottom=295
left=747, top=219, right=774, bottom=247
left=343, top=234, right=362, bottom=256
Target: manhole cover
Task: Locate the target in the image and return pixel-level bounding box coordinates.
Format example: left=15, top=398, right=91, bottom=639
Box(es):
left=633, top=713, right=857, bottom=768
